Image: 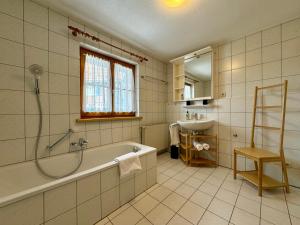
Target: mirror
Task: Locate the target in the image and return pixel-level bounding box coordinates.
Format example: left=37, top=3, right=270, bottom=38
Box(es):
left=183, top=51, right=212, bottom=100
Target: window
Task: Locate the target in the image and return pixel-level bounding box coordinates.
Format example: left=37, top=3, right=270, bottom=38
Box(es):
left=80, top=47, right=136, bottom=118
left=184, top=82, right=193, bottom=99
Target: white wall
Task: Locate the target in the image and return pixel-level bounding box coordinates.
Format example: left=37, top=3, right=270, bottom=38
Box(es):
left=167, top=17, right=300, bottom=186
left=0, top=0, right=168, bottom=167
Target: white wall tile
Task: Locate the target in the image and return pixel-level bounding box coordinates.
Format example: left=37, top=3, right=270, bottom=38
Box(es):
left=246, top=49, right=261, bottom=66
left=49, top=114, right=69, bottom=135
left=246, top=64, right=262, bottom=82
left=24, top=0, right=48, bottom=28
left=262, top=61, right=281, bottom=79
left=232, top=53, right=245, bottom=69
left=25, top=114, right=49, bottom=137
left=0, top=138, right=25, bottom=166
left=262, top=43, right=281, bottom=63
left=25, top=45, right=48, bottom=70
left=219, top=43, right=231, bottom=59
left=49, top=32, right=68, bottom=55
left=77, top=196, right=101, bottom=225
left=0, top=194, right=43, bottom=225
left=49, top=52, right=68, bottom=75
left=0, top=38, right=24, bottom=66
left=24, top=22, right=48, bottom=50
left=101, top=166, right=119, bottom=192
left=232, top=38, right=245, bottom=55
left=49, top=10, right=68, bottom=36
left=282, top=18, right=300, bottom=41
left=282, top=56, right=300, bottom=76
left=0, top=0, right=23, bottom=19
left=232, top=68, right=245, bottom=84
left=0, top=115, right=24, bottom=140
left=101, top=186, right=120, bottom=217
left=0, top=64, right=24, bottom=91
left=45, top=208, right=77, bottom=225
left=0, top=12, right=23, bottom=43
left=25, top=92, right=49, bottom=114
left=44, top=182, right=76, bottom=221
left=282, top=37, right=300, bottom=59
left=246, top=32, right=261, bottom=51
left=49, top=94, right=69, bottom=114
left=262, top=26, right=281, bottom=46
left=49, top=73, right=68, bottom=94
left=77, top=173, right=101, bottom=204
left=0, top=90, right=24, bottom=114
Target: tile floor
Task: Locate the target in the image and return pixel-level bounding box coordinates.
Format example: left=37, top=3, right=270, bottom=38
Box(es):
left=96, top=153, right=300, bottom=225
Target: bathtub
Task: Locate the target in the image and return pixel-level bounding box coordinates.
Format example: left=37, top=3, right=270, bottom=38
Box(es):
left=0, top=141, right=157, bottom=225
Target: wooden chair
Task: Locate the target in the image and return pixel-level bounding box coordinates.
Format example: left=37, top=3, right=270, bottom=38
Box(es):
left=233, top=80, right=289, bottom=196
left=179, top=132, right=191, bottom=165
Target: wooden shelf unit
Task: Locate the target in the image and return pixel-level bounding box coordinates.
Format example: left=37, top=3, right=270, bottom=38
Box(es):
left=179, top=133, right=218, bottom=166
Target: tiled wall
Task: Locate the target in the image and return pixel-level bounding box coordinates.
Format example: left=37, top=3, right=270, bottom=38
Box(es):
left=0, top=0, right=168, bottom=167
left=166, top=17, right=300, bottom=186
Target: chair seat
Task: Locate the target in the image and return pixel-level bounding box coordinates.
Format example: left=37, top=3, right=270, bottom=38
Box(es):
left=234, top=147, right=281, bottom=161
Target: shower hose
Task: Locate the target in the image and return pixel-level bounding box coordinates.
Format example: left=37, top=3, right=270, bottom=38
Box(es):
left=34, top=92, right=84, bottom=179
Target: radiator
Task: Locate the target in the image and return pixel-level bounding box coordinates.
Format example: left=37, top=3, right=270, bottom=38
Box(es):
left=141, top=123, right=169, bottom=152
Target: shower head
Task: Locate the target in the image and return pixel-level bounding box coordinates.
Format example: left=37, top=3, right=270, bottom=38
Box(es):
left=29, top=64, right=43, bottom=79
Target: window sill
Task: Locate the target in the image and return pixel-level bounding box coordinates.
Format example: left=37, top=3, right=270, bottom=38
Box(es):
left=76, top=116, right=143, bottom=123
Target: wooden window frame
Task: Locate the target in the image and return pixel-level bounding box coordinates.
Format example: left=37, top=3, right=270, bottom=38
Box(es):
left=80, top=47, right=136, bottom=119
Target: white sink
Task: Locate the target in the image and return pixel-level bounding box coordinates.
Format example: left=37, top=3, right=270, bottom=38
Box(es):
left=177, top=119, right=214, bottom=131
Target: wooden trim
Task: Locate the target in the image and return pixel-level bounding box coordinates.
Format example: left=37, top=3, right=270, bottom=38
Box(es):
left=254, top=125, right=281, bottom=130
left=76, top=116, right=142, bottom=122
left=80, top=47, right=136, bottom=119
left=257, top=83, right=283, bottom=90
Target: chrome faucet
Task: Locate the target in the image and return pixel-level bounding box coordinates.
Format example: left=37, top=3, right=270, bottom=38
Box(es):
left=71, top=138, right=88, bottom=151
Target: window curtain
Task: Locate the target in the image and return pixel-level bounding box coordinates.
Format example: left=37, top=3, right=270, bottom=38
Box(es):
left=83, top=54, right=112, bottom=113
left=114, top=63, right=135, bottom=113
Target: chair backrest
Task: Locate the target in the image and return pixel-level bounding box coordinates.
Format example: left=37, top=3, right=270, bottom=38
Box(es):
left=250, top=80, right=288, bottom=157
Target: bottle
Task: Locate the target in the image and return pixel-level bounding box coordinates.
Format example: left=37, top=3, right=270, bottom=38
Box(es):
left=186, top=110, right=190, bottom=120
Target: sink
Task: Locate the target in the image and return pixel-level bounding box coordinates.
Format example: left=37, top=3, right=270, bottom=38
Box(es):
left=177, top=119, right=214, bottom=131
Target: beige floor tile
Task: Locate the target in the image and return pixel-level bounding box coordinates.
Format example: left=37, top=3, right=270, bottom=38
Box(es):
left=215, top=188, right=238, bottom=205
left=286, top=188, right=300, bottom=205
left=199, top=181, right=219, bottom=196
left=163, top=168, right=178, bottom=177
left=167, top=214, right=193, bottom=225
left=184, top=177, right=203, bottom=188
left=260, top=219, right=275, bottom=225
left=173, top=172, right=191, bottom=182
left=111, top=206, right=143, bottom=225
left=95, top=217, right=110, bottom=225
left=178, top=201, right=205, bottom=224
left=236, top=195, right=261, bottom=216
left=130, top=192, right=147, bottom=205
left=108, top=203, right=130, bottom=220
left=136, top=218, right=153, bottom=225
left=221, top=180, right=242, bottom=194
left=291, top=216, right=300, bottom=225
left=262, top=190, right=288, bottom=213
left=192, top=171, right=210, bottom=180
left=146, top=203, right=175, bottom=225
left=288, top=202, right=300, bottom=219
left=198, top=211, right=228, bottom=225
left=163, top=192, right=187, bottom=212
left=162, top=178, right=182, bottom=191
left=190, top=190, right=213, bottom=209
left=157, top=173, right=170, bottom=184
left=206, top=175, right=224, bottom=186
left=146, top=184, right=160, bottom=193
left=230, top=207, right=260, bottom=225
left=149, top=186, right=172, bottom=201
left=208, top=198, right=234, bottom=221
left=239, top=182, right=261, bottom=203
left=133, top=195, right=159, bottom=215
left=261, top=204, right=291, bottom=225
left=175, top=183, right=196, bottom=199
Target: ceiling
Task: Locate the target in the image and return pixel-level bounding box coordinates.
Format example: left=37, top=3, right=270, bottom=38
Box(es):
left=36, top=0, right=300, bottom=61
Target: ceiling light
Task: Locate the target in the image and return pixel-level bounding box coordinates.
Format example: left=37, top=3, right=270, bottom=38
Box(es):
left=164, top=0, right=186, bottom=8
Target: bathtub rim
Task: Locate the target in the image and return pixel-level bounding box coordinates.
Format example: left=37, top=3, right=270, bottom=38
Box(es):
left=0, top=141, right=157, bottom=208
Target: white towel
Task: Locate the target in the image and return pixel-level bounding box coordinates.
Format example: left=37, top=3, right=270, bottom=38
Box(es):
left=193, top=141, right=203, bottom=151
left=115, top=152, right=142, bottom=177
left=169, top=123, right=180, bottom=146
left=203, top=143, right=210, bottom=151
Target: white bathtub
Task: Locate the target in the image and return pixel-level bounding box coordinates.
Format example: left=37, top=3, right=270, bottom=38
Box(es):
left=0, top=141, right=157, bottom=225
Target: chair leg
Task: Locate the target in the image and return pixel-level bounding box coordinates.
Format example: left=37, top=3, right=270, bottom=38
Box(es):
left=258, top=160, right=263, bottom=196
left=254, top=161, right=258, bottom=171
left=282, top=160, right=290, bottom=193
left=233, top=151, right=237, bottom=179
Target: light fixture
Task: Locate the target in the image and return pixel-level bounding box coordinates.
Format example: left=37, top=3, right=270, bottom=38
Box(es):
left=164, top=0, right=186, bottom=8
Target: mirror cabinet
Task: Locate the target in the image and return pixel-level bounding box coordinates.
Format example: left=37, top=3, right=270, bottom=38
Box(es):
left=170, top=46, right=214, bottom=102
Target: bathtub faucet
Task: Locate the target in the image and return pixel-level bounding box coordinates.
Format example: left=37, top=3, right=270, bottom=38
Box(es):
left=70, top=138, right=88, bottom=151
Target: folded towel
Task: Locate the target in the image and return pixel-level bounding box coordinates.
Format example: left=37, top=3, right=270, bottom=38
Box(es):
left=115, top=152, right=142, bottom=177
left=203, top=143, right=210, bottom=151
left=169, top=123, right=180, bottom=146
left=193, top=141, right=203, bottom=151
